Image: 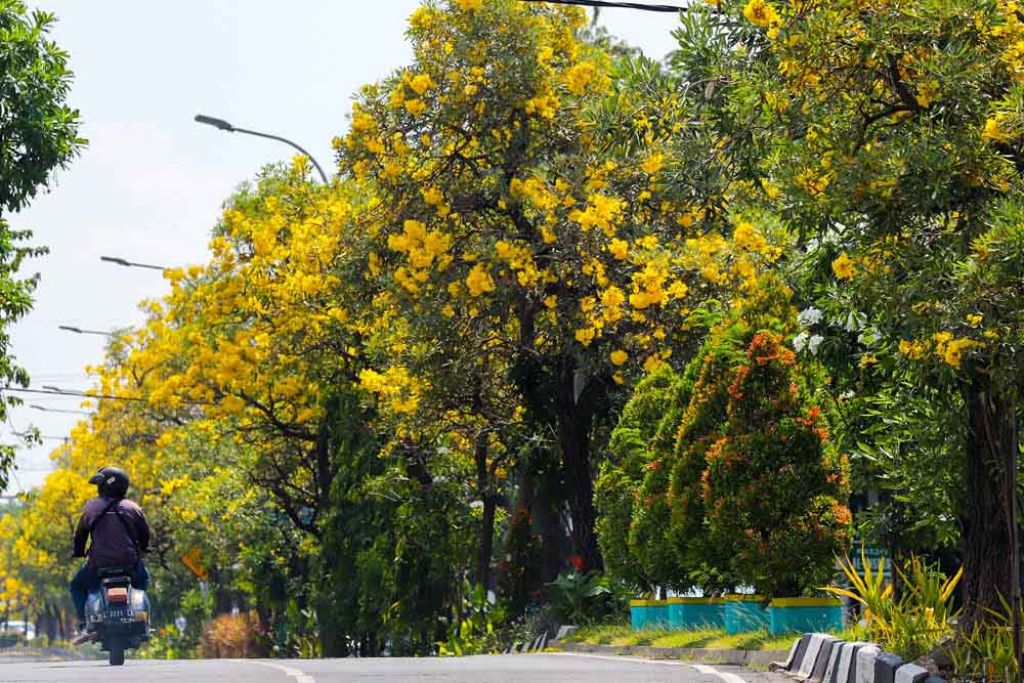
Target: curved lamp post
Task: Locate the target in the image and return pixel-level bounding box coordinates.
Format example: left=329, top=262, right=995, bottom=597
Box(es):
left=59, top=325, right=113, bottom=338
left=194, top=114, right=329, bottom=184
left=100, top=255, right=168, bottom=271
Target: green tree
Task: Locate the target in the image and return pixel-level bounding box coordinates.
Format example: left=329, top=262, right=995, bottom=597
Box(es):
left=595, top=367, right=686, bottom=592
left=748, top=0, right=1024, bottom=619
left=702, top=329, right=850, bottom=597
left=0, top=0, right=83, bottom=490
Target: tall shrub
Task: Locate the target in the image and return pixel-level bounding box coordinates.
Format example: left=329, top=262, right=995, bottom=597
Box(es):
left=703, top=331, right=850, bottom=596
left=596, top=368, right=687, bottom=593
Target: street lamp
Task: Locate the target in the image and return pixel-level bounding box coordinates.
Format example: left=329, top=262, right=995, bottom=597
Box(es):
left=59, top=325, right=113, bottom=337
left=29, top=404, right=91, bottom=416
left=194, top=114, right=329, bottom=184
left=100, top=255, right=168, bottom=271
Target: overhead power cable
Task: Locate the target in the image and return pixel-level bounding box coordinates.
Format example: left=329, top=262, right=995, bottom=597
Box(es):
left=2, top=385, right=212, bottom=407
left=1, top=386, right=143, bottom=402
left=518, top=0, right=688, bottom=11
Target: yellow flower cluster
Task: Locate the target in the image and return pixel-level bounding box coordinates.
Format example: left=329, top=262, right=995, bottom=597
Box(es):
left=510, top=176, right=560, bottom=213
left=831, top=252, right=856, bottom=280
left=525, top=93, right=560, bottom=119
left=570, top=194, right=625, bottom=236
left=743, top=0, right=778, bottom=28
left=992, top=0, right=1024, bottom=81
left=608, top=238, right=629, bottom=261
left=629, top=257, right=671, bottom=310
left=732, top=222, right=771, bottom=256
left=640, top=153, right=664, bottom=175
left=466, top=263, right=496, bottom=296
left=565, top=61, right=607, bottom=96
left=359, top=366, right=423, bottom=414
left=898, top=339, right=929, bottom=360
left=982, top=113, right=1014, bottom=143
left=387, top=219, right=454, bottom=294
left=932, top=332, right=980, bottom=369
left=495, top=240, right=541, bottom=287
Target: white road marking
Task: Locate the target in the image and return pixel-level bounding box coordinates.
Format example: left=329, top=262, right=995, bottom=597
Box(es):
left=546, top=652, right=698, bottom=667
left=549, top=651, right=754, bottom=682
left=694, top=663, right=749, bottom=683
left=236, top=659, right=316, bottom=683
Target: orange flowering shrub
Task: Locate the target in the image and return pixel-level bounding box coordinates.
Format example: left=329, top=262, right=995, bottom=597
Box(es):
left=702, top=331, right=850, bottom=597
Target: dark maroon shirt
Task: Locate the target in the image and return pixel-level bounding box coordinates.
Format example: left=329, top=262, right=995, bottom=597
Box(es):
left=72, top=497, right=150, bottom=568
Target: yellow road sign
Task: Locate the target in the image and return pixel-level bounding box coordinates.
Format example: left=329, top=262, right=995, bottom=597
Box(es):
left=180, top=547, right=208, bottom=580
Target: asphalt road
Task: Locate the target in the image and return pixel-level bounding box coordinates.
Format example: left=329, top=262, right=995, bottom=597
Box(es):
left=0, top=653, right=790, bottom=682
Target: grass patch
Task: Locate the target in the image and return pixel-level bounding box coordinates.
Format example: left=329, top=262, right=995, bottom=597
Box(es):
left=568, top=624, right=849, bottom=651
left=647, top=628, right=721, bottom=649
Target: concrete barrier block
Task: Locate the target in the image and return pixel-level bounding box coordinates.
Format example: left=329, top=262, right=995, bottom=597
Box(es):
left=791, top=633, right=813, bottom=670
left=555, top=625, right=578, bottom=640
left=798, top=633, right=836, bottom=678
left=873, top=653, right=903, bottom=683
left=812, top=638, right=841, bottom=681
left=836, top=642, right=868, bottom=683
left=855, top=645, right=882, bottom=683
left=823, top=638, right=845, bottom=683
left=775, top=635, right=804, bottom=671
left=893, top=663, right=929, bottom=683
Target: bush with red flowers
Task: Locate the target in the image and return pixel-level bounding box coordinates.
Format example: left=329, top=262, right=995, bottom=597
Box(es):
left=699, top=330, right=851, bottom=597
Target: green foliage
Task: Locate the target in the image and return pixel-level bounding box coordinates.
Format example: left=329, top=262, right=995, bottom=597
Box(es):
left=703, top=330, right=850, bottom=596
left=826, top=553, right=961, bottom=661
left=438, top=583, right=504, bottom=656
left=666, top=337, right=740, bottom=595
left=947, top=598, right=1021, bottom=683
left=0, top=0, right=83, bottom=491
left=0, top=1, right=82, bottom=212
left=596, top=367, right=692, bottom=592
left=140, top=623, right=200, bottom=660
left=544, top=570, right=626, bottom=626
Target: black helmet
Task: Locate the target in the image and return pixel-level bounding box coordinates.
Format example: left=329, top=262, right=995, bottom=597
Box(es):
left=88, top=466, right=130, bottom=499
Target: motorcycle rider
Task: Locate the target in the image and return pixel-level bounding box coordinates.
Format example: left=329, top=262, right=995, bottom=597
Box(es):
left=70, top=466, right=151, bottom=644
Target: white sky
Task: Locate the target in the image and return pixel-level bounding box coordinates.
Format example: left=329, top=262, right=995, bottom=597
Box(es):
left=4, top=1, right=681, bottom=494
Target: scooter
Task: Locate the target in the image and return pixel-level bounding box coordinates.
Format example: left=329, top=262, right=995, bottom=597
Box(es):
left=83, top=566, right=150, bottom=665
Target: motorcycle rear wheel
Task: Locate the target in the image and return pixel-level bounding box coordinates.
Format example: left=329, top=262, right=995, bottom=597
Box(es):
left=109, top=643, right=125, bottom=666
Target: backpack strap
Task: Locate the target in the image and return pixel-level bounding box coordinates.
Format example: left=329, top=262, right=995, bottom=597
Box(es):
left=87, top=499, right=142, bottom=557
left=85, top=498, right=120, bottom=555
left=112, top=504, right=142, bottom=556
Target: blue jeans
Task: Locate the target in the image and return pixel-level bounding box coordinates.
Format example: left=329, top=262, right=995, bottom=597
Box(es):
left=70, top=561, right=150, bottom=623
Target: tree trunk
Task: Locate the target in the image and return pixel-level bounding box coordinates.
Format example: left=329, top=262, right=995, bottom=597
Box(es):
left=961, top=373, right=1019, bottom=626
left=476, top=495, right=497, bottom=590
left=556, top=362, right=603, bottom=572
left=474, top=432, right=496, bottom=590
left=531, top=472, right=566, bottom=583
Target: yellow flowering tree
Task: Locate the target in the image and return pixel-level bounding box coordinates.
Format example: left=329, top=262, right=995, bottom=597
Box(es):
left=719, top=0, right=1024, bottom=621
left=337, top=0, right=778, bottom=569
left=107, top=165, right=367, bottom=538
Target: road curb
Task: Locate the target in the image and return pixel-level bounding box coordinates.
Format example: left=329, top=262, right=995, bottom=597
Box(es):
left=548, top=639, right=788, bottom=667
left=768, top=633, right=943, bottom=683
